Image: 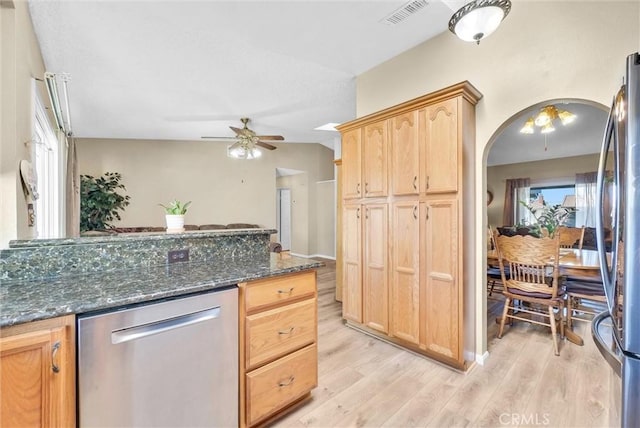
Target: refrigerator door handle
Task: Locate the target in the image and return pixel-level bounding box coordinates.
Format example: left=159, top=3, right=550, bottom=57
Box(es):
left=592, top=311, right=622, bottom=377
left=596, top=94, right=620, bottom=310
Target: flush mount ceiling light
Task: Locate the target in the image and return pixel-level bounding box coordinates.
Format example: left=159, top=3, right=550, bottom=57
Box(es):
left=448, top=0, right=512, bottom=44
left=519, top=105, right=577, bottom=134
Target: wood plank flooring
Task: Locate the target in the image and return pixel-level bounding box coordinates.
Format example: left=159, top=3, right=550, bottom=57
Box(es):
left=273, top=260, right=620, bottom=428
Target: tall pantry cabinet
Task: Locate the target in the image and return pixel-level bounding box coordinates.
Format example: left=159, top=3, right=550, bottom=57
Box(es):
left=336, top=81, right=482, bottom=370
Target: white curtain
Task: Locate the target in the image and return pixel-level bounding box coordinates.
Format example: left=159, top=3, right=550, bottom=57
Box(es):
left=575, top=172, right=598, bottom=227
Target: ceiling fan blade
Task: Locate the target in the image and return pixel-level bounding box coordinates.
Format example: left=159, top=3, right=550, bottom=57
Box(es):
left=256, top=140, right=277, bottom=150
left=229, top=126, right=254, bottom=138
left=255, top=135, right=284, bottom=141
left=201, top=136, right=236, bottom=140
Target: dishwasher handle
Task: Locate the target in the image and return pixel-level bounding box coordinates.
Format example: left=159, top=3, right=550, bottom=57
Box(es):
left=111, top=306, right=221, bottom=345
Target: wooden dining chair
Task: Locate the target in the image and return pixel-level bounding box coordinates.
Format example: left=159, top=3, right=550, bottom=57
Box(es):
left=565, top=277, right=607, bottom=327
left=557, top=226, right=585, bottom=249
left=487, top=226, right=503, bottom=296
left=494, top=233, right=565, bottom=355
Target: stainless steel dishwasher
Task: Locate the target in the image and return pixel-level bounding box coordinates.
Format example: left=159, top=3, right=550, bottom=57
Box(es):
left=78, top=286, right=238, bottom=427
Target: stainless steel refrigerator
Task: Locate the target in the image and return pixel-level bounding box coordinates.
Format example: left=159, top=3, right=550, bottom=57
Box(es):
left=592, top=51, right=640, bottom=427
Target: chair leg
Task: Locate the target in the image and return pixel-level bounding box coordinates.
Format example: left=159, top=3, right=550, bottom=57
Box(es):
left=560, top=303, right=566, bottom=339
left=498, top=297, right=511, bottom=339
left=489, top=279, right=495, bottom=296
left=567, top=295, right=573, bottom=329
left=549, top=305, right=559, bottom=356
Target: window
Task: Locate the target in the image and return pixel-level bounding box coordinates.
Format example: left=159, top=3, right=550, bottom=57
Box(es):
left=33, top=84, right=64, bottom=238
left=529, top=184, right=577, bottom=227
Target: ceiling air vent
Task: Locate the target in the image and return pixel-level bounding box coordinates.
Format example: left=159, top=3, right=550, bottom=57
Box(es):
left=380, top=0, right=429, bottom=25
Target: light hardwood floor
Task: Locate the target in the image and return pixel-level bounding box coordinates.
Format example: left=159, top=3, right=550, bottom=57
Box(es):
left=274, top=260, right=619, bottom=428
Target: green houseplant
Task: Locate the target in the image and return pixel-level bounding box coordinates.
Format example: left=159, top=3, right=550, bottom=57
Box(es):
left=159, top=200, right=191, bottom=215
left=160, top=199, right=191, bottom=232
left=519, top=200, right=575, bottom=238
left=80, top=172, right=131, bottom=232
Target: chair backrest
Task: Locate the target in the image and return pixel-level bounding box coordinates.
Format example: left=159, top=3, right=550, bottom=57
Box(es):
left=494, top=233, right=561, bottom=298
left=558, top=226, right=585, bottom=249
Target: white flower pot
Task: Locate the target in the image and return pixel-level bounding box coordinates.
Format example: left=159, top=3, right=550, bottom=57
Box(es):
left=165, top=214, right=185, bottom=233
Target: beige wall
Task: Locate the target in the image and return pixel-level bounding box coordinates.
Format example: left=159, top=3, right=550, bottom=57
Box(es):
left=315, top=180, right=336, bottom=258
left=77, top=138, right=334, bottom=257
left=0, top=0, right=50, bottom=248
left=487, top=153, right=607, bottom=226
left=356, top=1, right=639, bottom=361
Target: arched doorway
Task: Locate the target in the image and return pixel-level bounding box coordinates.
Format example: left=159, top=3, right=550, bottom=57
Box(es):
left=480, top=98, right=609, bottom=357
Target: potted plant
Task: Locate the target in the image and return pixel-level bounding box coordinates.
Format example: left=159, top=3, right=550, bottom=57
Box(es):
left=80, top=172, right=131, bottom=233
left=159, top=199, right=191, bottom=233
left=519, top=200, right=576, bottom=238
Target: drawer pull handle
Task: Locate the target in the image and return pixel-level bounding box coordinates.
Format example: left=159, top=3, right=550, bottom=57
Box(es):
left=277, top=287, right=294, bottom=294
left=278, top=327, right=294, bottom=335
left=278, top=376, right=295, bottom=387
left=413, top=176, right=418, bottom=190
left=51, top=341, right=61, bottom=373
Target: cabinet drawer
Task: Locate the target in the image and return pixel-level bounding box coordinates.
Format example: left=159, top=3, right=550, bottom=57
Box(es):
left=246, top=298, right=316, bottom=369
left=244, top=271, right=316, bottom=312
left=246, top=344, right=317, bottom=426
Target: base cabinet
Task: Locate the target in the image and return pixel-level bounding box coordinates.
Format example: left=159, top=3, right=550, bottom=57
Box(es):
left=0, top=315, right=76, bottom=428
left=239, top=270, right=318, bottom=427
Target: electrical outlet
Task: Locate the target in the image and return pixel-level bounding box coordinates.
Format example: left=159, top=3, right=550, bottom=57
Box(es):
left=167, top=249, right=189, bottom=264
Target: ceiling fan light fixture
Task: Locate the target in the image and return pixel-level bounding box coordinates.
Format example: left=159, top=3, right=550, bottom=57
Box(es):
left=558, top=109, right=576, bottom=125
left=448, top=0, right=511, bottom=44
left=540, top=122, right=555, bottom=134
left=519, top=117, right=535, bottom=134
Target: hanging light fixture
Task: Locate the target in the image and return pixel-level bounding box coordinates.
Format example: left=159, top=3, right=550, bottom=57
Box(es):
left=227, top=138, right=262, bottom=159
left=448, top=0, right=512, bottom=44
left=520, top=105, right=577, bottom=135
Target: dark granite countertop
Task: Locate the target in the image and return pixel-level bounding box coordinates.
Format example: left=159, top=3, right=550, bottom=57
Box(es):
left=0, top=253, right=322, bottom=328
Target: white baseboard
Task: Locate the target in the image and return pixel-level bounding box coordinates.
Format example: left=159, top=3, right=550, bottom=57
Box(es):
left=475, top=351, right=490, bottom=365
left=289, top=252, right=336, bottom=260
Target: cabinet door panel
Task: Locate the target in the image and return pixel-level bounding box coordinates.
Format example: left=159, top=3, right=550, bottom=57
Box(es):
left=363, top=204, right=388, bottom=333
left=390, top=202, right=420, bottom=344
left=1, top=319, right=73, bottom=428
left=363, top=121, right=388, bottom=197
left=424, top=99, right=458, bottom=194
left=342, top=204, right=362, bottom=322
left=391, top=112, right=419, bottom=196
left=342, top=129, right=362, bottom=199
left=423, top=199, right=460, bottom=361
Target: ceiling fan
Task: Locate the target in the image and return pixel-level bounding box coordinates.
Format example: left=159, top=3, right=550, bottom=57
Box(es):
left=202, top=118, right=284, bottom=159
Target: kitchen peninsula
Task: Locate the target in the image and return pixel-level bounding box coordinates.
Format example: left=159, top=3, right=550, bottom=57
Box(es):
left=0, top=229, right=321, bottom=427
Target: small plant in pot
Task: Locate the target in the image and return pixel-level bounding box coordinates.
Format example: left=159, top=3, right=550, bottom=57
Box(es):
left=160, top=200, right=191, bottom=233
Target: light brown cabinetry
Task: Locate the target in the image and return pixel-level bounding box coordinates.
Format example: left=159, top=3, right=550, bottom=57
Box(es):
left=362, top=120, right=388, bottom=198
left=390, top=201, right=420, bottom=345
left=341, top=129, right=362, bottom=200
left=362, top=204, right=389, bottom=334
left=341, top=120, right=389, bottom=200
left=0, top=315, right=76, bottom=428
left=391, top=111, right=420, bottom=196
left=336, top=81, right=481, bottom=370
left=423, top=98, right=459, bottom=194
left=342, top=204, right=362, bottom=322
left=239, top=270, right=318, bottom=427
left=422, top=198, right=460, bottom=359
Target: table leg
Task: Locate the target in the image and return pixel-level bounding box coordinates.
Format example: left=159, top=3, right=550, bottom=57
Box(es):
left=565, top=326, right=584, bottom=346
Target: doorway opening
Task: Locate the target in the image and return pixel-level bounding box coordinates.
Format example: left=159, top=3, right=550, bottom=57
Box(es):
left=277, top=188, right=291, bottom=251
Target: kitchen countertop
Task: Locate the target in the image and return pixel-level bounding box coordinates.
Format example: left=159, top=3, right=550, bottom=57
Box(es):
left=0, top=253, right=322, bottom=328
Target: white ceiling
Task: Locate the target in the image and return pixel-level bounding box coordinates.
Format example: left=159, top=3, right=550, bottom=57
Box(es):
left=29, top=1, right=604, bottom=163
left=487, top=102, right=609, bottom=166
left=27, top=0, right=461, bottom=149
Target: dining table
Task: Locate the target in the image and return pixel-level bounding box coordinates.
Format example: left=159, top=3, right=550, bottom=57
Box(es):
left=487, top=247, right=609, bottom=347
